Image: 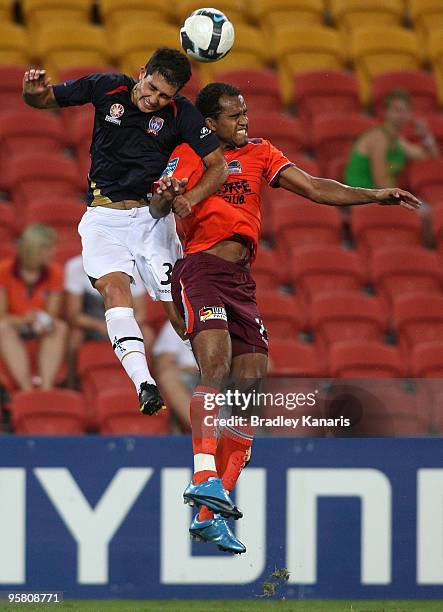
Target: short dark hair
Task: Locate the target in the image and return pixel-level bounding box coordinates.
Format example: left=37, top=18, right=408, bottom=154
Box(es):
left=144, top=47, right=191, bottom=90
left=384, top=89, right=411, bottom=109
left=195, top=82, right=241, bottom=119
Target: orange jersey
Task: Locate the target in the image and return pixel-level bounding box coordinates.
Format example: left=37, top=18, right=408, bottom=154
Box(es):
left=0, top=257, right=63, bottom=316
left=160, top=139, right=293, bottom=260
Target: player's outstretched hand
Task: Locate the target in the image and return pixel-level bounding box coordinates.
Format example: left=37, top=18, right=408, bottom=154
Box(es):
left=173, top=194, right=193, bottom=218
left=376, top=188, right=422, bottom=211
left=155, top=177, right=188, bottom=202
left=23, top=68, right=51, bottom=95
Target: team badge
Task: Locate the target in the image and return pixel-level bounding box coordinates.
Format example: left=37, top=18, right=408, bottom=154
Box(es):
left=109, top=103, right=124, bottom=118
left=147, top=116, right=165, bottom=135
left=199, top=306, right=227, bottom=322
left=227, top=160, right=242, bottom=174
left=161, top=157, right=179, bottom=177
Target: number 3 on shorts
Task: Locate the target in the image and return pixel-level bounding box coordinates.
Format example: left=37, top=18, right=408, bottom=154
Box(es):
left=161, top=262, right=173, bottom=285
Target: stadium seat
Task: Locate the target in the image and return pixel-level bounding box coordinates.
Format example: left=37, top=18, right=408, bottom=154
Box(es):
left=311, top=113, right=377, bottom=177
left=427, top=27, right=443, bottom=106
left=100, top=0, right=172, bottom=35
left=268, top=339, right=323, bottom=376
left=69, top=111, right=94, bottom=157
left=11, top=389, right=88, bottom=435
left=411, top=341, right=443, bottom=378
left=423, top=114, right=443, bottom=154
left=0, top=0, right=13, bottom=22
left=370, top=246, right=443, bottom=304
left=433, top=203, right=443, bottom=256
left=53, top=240, right=82, bottom=265
left=291, top=155, right=320, bottom=177
left=256, top=289, right=304, bottom=339
left=289, top=245, right=366, bottom=305
left=252, top=248, right=281, bottom=291
left=22, top=0, right=92, bottom=29
left=0, top=24, right=30, bottom=67
left=0, top=67, right=28, bottom=111
left=35, top=24, right=109, bottom=81
left=372, top=70, right=439, bottom=117
left=58, top=66, right=115, bottom=83
left=175, top=0, right=247, bottom=26
left=96, top=389, right=171, bottom=435
left=393, top=293, right=443, bottom=353
left=0, top=109, right=66, bottom=160
left=408, top=158, right=443, bottom=202
left=273, top=25, right=346, bottom=106
left=0, top=202, right=16, bottom=242
left=410, top=0, right=443, bottom=44
left=328, top=340, right=404, bottom=377
left=294, top=70, right=360, bottom=141
left=215, top=69, right=282, bottom=111
left=311, top=291, right=387, bottom=348
left=180, top=70, right=203, bottom=103
left=350, top=205, right=423, bottom=257
left=250, top=0, right=324, bottom=46
left=3, top=153, right=82, bottom=204
left=350, top=27, right=422, bottom=106
left=113, top=23, right=181, bottom=76
left=247, top=112, right=305, bottom=157
left=23, top=198, right=84, bottom=242
left=330, top=0, right=404, bottom=35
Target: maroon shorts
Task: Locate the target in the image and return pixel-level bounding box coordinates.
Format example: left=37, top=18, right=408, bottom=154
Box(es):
left=172, top=252, right=268, bottom=357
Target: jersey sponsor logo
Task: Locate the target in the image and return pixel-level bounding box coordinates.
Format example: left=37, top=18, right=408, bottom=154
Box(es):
left=227, top=160, right=242, bottom=174
left=147, top=116, right=165, bottom=135
left=218, top=179, right=252, bottom=205
left=105, top=103, right=125, bottom=125
left=200, top=126, right=212, bottom=139
left=161, top=157, right=179, bottom=178
left=199, top=306, right=227, bottom=322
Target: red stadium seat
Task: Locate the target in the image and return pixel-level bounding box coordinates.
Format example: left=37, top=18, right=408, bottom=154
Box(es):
left=54, top=240, right=82, bottom=265
left=145, top=297, right=167, bottom=334
left=291, top=155, right=320, bottom=177
left=268, top=339, right=323, bottom=376
left=0, top=202, right=16, bottom=241
left=11, top=389, right=88, bottom=434
left=252, top=248, right=281, bottom=290
left=350, top=205, right=423, bottom=257
left=370, top=246, right=443, bottom=304
left=24, top=198, right=84, bottom=242
left=96, top=388, right=171, bottom=435
left=433, top=203, right=443, bottom=255
left=393, top=293, right=443, bottom=353
left=311, top=291, right=387, bottom=348
left=328, top=340, right=404, bottom=377
left=312, top=113, right=377, bottom=177
left=408, top=158, right=443, bottom=203
left=0, top=66, right=28, bottom=111
left=180, top=70, right=203, bottom=103
left=58, top=65, right=114, bottom=82
left=372, top=70, right=439, bottom=117
left=411, top=341, right=443, bottom=378
left=0, top=109, right=66, bottom=160
left=423, top=114, right=443, bottom=153
left=256, top=289, right=304, bottom=339
left=289, top=245, right=366, bottom=305
left=248, top=112, right=305, bottom=157
left=216, top=69, right=282, bottom=111
left=69, top=111, right=94, bottom=157
left=294, top=70, right=360, bottom=143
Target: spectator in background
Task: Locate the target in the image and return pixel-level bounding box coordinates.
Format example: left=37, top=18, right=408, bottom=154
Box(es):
left=0, top=224, right=67, bottom=390
left=345, top=90, right=439, bottom=189
left=151, top=321, right=198, bottom=432
left=64, top=255, right=154, bottom=387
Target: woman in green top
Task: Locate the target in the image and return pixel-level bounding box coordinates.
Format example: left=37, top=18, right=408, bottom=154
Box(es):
left=345, top=89, right=439, bottom=189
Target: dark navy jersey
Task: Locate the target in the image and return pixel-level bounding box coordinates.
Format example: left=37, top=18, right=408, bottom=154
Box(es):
left=52, top=72, right=220, bottom=206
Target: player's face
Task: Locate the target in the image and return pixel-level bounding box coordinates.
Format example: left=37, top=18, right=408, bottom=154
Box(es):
left=133, top=70, right=178, bottom=113
left=213, top=95, right=248, bottom=148
left=385, top=98, right=412, bottom=130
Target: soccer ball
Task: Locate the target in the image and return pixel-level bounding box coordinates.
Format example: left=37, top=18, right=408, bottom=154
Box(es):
left=180, top=8, right=235, bottom=62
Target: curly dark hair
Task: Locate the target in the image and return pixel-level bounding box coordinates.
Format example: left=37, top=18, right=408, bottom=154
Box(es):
left=195, top=82, right=241, bottom=119
left=144, top=47, right=191, bottom=90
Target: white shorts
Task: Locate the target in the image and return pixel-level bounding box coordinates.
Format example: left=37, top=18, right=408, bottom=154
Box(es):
left=78, top=206, right=183, bottom=301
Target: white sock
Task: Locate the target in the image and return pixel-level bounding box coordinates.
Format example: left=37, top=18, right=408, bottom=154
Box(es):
left=105, top=306, right=155, bottom=392
left=194, top=453, right=216, bottom=474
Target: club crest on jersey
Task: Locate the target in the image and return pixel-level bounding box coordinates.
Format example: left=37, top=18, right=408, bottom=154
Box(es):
left=147, top=116, right=164, bottom=135
left=161, top=157, right=179, bottom=178
left=199, top=306, right=227, bottom=322
left=105, top=103, right=124, bottom=125
left=227, top=160, right=242, bottom=174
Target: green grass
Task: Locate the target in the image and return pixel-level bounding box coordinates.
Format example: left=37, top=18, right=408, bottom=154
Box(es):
left=0, top=601, right=442, bottom=612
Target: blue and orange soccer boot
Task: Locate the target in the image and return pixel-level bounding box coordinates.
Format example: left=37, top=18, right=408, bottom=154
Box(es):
left=183, top=477, right=243, bottom=519
left=189, top=514, right=246, bottom=554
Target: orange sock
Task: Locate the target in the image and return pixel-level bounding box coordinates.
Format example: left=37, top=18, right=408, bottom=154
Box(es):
left=190, top=385, right=219, bottom=485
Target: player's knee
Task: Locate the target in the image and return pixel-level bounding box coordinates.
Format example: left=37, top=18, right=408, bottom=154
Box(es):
left=95, top=276, right=131, bottom=307
left=52, top=319, right=68, bottom=339
left=199, top=358, right=230, bottom=381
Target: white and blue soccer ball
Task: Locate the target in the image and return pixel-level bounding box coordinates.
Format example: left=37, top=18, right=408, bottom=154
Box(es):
left=180, top=8, right=235, bottom=62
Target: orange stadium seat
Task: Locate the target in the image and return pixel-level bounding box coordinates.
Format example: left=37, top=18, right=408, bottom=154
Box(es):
left=427, top=27, right=443, bottom=106
left=0, top=67, right=27, bottom=111
left=21, top=0, right=93, bottom=29
left=294, top=70, right=360, bottom=140
left=273, top=25, right=346, bottom=106
left=350, top=205, right=423, bottom=257
left=370, top=246, right=443, bottom=304
left=328, top=340, right=404, bottom=377
left=311, top=113, right=377, bottom=177
left=11, top=389, right=88, bottom=434
left=268, top=339, right=323, bottom=376
left=215, top=69, right=282, bottom=111
left=175, top=0, right=247, bottom=25
left=35, top=24, right=109, bottom=81
left=409, top=0, right=443, bottom=44
left=311, top=291, right=387, bottom=348
left=100, top=0, right=172, bottom=34
left=113, top=23, right=180, bottom=76
left=256, top=289, right=304, bottom=339
left=289, top=245, right=366, bottom=305
left=252, top=248, right=281, bottom=291
left=96, top=389, right=171, bottom=435
left=0, top=0, right=13, bottom=22
left=411, top=341, right=443, bottom=378
left=0, top=24, right=30, bottom=67
left=330, top=0, right=404, bottom=35
left=23, top=198, right=84, bottom=242
left=250, top=0, right=325, bottom=44
left=372, top=70, right=439, bottom=118
left=0, top=202, right=17, bottom=242
left=408, top=158, right=443, bottom=202
left=58, top=65, right=114, bottom=83
left=248, top=112, right=305, bottom=157
left=3, top=153, right=82, bottom=204
left=393, top=293, right=443, bottom=353
left=0, top=109, right=66, bottom=160
left=350, top=27, right=422, bottom=106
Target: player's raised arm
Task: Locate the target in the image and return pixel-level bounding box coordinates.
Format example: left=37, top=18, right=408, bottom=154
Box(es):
left=181, top=148, right=227, bottom=207
left=277, top=165, right=421, bottom=210
left=22, top=69, right=58, bottom=109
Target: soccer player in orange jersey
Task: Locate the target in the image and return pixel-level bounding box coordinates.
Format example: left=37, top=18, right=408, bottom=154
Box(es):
left=152, top=83, right=421, bottom=554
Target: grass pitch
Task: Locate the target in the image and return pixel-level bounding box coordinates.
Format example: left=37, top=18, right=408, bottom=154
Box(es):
left=1, top=601, right=442, bottom=612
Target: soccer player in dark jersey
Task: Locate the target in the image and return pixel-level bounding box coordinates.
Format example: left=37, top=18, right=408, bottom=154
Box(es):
left=22, top=48, right=228, bottom=416
left=152, top=82, right=421, bottom=554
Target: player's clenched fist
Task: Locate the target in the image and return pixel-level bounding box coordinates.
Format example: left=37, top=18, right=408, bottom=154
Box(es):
left=173, top=194, right=193, bottom=218
left=155, top=177, right=188, bottom=202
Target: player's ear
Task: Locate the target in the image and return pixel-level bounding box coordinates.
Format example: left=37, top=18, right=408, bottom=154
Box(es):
left=138, top=66, right=146, bottom=81
left=205, top=117, right=217, bottom=132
